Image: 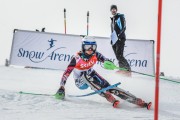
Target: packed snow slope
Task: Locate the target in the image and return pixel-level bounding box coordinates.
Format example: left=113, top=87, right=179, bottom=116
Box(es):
left=0, top=66, right=180, bottom=120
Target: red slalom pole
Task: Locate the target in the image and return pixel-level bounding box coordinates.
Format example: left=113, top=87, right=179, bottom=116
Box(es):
left=87, top=11, right=89, bottom=36
left=64, top=8, right=66, bottom=34
left=154, top=0, right=162, bottom=120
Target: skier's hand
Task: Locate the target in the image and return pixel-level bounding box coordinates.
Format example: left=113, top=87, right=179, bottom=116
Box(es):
left=55, top=86, right=65, bottom=100
left=103, top=60, right=116, bottom=70
left=58, top=86, right=65, bottom=94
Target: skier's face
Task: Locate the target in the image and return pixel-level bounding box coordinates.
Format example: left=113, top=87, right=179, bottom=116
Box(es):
left=111, top=8, right=117, bottom=15
left=85, top=49, right=93, bottom=55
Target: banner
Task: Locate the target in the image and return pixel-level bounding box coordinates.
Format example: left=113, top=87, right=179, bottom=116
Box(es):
left=10, top=30, right=154, bottom=74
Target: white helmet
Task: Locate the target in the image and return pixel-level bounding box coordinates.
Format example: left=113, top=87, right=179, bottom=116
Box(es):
left=82, top=36, right=97, bottom=54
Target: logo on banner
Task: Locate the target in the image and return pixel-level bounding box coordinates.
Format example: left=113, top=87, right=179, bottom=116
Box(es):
left=47, top=38, right=57, bottom=50
left=124, top=46, right=148, bottom=68
left=17, top=38, right=74, bottom=63
left=125, top=53, right=148, bottom=67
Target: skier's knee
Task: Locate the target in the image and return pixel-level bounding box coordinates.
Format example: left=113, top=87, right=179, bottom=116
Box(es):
left=75, top=78, right=89, bottom=90
left=78, top=83, right=89, bottom=90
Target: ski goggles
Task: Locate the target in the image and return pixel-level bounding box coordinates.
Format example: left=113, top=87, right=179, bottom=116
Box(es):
left=83, top=44, right=97, bottom=51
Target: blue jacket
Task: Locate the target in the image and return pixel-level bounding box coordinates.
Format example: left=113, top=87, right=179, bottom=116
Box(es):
left=111, top=13, right=126, bottom=39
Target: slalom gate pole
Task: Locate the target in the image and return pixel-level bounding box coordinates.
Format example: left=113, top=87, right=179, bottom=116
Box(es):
left=64, top=8, right=66, bottom=34
left=155, top=0, right=163, bottom=120
left=87, top=11, right=89, bottom=36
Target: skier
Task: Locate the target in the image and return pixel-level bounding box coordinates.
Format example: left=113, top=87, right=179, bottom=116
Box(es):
left=56, top=37, right=151, bottom=109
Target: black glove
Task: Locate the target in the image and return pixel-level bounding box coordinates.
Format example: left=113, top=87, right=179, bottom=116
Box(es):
left=55, top=86, right=65, bottom=99
left=105, top=59, right=114, bottom=64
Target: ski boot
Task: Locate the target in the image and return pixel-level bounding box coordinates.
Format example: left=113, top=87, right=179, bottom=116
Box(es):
left=113, top=100, right=120, bottom=108
left=136, top=98, right=152, bottom=110
left=104, top=91, right=120, bottom=108
left=55, top=86, right=65, bottom=100
left=145, top=102, right=152, bottom=110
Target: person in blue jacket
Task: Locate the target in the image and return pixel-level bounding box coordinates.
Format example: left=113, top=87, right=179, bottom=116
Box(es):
left=110, top=5, right=131, bottom=73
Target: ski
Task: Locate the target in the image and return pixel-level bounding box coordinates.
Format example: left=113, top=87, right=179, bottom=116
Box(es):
left=68, top=82, right=121, bottom=97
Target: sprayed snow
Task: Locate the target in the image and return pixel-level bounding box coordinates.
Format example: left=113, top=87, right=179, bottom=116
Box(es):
left=0, top=66, right=180, bottom=120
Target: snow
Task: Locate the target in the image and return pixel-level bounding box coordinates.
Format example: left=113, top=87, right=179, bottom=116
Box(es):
left=0, top=66, right=180, bottom=120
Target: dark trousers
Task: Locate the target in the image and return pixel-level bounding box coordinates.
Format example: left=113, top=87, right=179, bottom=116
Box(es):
left=112, top=39, right=131, bottom=71
left=83, top=70, right=110, bottom=89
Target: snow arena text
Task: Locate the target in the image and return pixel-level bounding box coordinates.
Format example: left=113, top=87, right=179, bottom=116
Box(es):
left=17, top=48, right=148, bottom=67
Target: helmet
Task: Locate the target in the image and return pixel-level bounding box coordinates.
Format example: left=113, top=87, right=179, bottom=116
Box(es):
left=110, top=5, right=117, bottom=11
left=82, top=36, right=97, bottom=54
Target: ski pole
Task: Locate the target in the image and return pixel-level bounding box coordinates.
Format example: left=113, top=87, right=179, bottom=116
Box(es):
left=103, top=61, right=180, bottom=84
left=64, top=8, right=66, bottom=34
left=87, top=11, right=89, bottom=36
left=19, top=91, right=55, bottom=96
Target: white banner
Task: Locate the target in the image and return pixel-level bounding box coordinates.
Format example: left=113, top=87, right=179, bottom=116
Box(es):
left=10, top=30, right=154, bottom=74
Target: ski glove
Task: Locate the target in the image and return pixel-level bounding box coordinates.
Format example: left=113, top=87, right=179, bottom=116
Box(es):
left=55, top=86, right=65, bottom=100
left=105, top=59, right=114, bottom=64
left=103, top=60, right=116, bottom=70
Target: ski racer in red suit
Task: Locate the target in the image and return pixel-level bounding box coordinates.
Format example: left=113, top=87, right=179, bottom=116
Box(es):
left=56, top=36, right=151, bottom=109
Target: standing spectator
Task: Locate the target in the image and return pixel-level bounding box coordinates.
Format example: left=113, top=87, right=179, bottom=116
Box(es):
left=110, top=5, right=131, bottom=73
